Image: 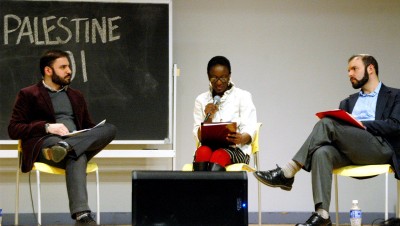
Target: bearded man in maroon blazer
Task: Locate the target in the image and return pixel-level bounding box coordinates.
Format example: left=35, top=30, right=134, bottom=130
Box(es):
left=8, top=49, right=117, bottom=225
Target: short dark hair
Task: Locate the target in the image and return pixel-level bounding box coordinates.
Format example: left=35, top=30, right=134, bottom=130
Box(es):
left=39, top=50, right=69, bottom=76
left=348, top=54, right=379, bottom=76
left=207, top=56, right=231, bottom=75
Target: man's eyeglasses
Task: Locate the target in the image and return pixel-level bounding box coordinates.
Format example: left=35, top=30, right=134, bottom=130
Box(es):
left=209, top=77, right=229, bottom=83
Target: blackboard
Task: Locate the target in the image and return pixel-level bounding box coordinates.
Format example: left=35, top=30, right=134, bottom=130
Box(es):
left=0, top=0, right=172, bottom=142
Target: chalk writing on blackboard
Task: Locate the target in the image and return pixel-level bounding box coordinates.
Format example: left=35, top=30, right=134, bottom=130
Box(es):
left=0, top=1, right=171, bottom=142
left=4, top=15, right=121, bottom=45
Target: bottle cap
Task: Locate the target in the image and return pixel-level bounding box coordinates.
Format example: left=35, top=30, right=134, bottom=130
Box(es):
left=352, top=200, right=358, bottom=204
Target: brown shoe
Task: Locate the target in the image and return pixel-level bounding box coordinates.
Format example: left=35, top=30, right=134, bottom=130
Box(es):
left=42, top=141, right=71, bottom=163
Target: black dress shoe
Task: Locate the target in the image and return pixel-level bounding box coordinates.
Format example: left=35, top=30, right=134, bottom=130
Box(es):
left=193, top=162, right=209, bottom=171
left=253, top=165, right=294, bottom=191
left=296, top=212, right=332, bottom=226
left=75, top=213, right=97, bottom=225
left=208, top=162, right=226, bottom=171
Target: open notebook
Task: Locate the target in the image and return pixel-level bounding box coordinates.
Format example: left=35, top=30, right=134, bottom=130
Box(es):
left=62, top=119, right=106, bottom=137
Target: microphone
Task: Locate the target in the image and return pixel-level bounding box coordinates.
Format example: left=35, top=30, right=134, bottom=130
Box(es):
left=204, top=95, right=221, bottom=122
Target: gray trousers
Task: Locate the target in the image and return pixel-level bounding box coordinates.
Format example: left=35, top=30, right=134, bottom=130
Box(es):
left=292, top=117, right=393, bottom=211
left=38, top=123, right=117, bottom=218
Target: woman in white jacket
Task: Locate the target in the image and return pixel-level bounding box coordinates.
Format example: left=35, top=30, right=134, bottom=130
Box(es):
left=192, top=56, right=257, bottom=171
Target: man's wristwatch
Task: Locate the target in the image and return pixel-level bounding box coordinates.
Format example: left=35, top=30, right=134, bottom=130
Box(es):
left=45, top=123, right=50, bottom=133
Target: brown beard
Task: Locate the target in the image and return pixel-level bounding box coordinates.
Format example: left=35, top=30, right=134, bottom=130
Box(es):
left=351, top=67, right=369, bottom=89
left=51, top=68, right=71, bottom=86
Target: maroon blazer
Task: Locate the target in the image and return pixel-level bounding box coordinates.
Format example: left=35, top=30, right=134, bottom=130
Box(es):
left=8, top=82, right=95, bottom=173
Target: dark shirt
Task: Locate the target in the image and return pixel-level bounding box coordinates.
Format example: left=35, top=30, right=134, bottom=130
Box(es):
left=48, top=90, right=77, bottom=132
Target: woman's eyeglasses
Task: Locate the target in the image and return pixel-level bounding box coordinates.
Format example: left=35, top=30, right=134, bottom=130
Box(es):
left=209, top=77, right=229, bottom=83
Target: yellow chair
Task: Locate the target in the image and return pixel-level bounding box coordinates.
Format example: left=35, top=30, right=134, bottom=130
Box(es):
left=333, top=164, right=399, bottom=226
left=15, top=140, right=100, bottom=225
left=182, top=122, right=263, bottom=226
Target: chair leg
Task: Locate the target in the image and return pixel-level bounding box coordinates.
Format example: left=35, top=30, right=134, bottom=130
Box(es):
left=334, top=174, right=339, bottom=226
left=258, top=180, right=262, bottom=226
left=15, top=167, right=20, bottom=225
left=397, top=179, right=400, bottom=218
left=254, top=152, right=262, bottom=226
left=96, top=168, right=100, bottom=224
left=36, top=170, right=42, bottom=225
left=385, top=172, right=388, bottom=220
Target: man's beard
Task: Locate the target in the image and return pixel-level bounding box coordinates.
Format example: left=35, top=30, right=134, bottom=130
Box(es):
left=51, top=70, right=71, bottom=86
left=351, top=67, right=369, bottom=89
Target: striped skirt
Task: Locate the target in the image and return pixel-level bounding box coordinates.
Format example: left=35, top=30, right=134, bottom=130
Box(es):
left=224, top=146, right=250, bottom=164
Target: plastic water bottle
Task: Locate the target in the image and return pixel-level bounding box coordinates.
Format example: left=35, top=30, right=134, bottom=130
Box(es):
left=0, top=208, right=3, bottom=226
left=350, top=200, right=362, bottom=226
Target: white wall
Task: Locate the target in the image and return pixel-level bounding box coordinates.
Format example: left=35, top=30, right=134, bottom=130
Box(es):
left=1, top=0, right=400, bottom=220
left=173, top=0, right=400, bottom=214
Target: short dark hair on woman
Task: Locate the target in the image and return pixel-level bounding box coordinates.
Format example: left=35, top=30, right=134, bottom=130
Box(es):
left=207, top=56, right=231, bottom=75
left=39, top=50, right=69, bottom=76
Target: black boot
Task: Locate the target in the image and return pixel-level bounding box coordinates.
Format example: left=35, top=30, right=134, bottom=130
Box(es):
left=208, top=163, right=226, bottom=171
left=193, top=162, right=209, bottom=171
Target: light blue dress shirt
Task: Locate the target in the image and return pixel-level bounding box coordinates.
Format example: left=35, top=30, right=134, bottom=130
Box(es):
left=352, top=82, right=382, bottom=121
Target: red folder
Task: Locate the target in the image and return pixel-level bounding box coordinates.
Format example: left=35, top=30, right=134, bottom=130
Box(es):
left=315, top=109, right=365, bottom=129
left=200, top=122, right=237, bottom=149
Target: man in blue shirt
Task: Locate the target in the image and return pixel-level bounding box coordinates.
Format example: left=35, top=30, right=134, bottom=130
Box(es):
left=254, top=54, right=400, bottom=226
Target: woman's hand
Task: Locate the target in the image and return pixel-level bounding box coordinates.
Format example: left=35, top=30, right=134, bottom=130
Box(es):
left=226, top=132, right=251, bottom=145
left=204, top=103, right=218, bottom=122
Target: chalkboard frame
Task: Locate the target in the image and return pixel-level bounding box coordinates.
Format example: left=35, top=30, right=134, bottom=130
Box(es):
left=0, top=0, right=174, bottom=145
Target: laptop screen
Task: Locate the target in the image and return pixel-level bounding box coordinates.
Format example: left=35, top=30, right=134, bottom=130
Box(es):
left=132, top=171, right=248, bottom=226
